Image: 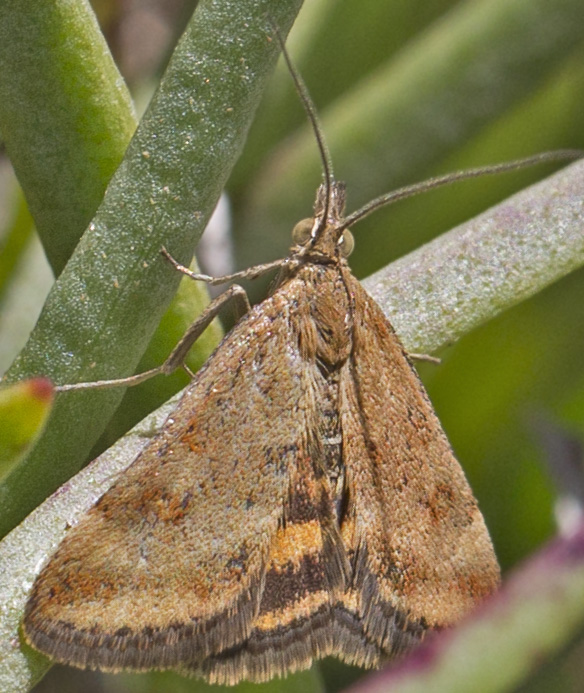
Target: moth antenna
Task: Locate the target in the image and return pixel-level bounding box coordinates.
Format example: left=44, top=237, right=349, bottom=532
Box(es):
left=339, top=149, right=583, bottom=231
left=270, top=22, right=334, bottom=232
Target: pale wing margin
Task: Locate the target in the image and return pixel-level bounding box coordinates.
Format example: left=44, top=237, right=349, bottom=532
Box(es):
left=339, top=276, right=500, bottom=656
left=23, top=278, right=314, bottom=672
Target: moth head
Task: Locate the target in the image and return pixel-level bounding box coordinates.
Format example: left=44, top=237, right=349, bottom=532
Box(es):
left=292, top=217, right=354, bottom=258
left=292, top=181, right=354, bottom=258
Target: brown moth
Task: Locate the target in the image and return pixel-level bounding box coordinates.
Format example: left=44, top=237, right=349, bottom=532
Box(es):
left=23, top=175, right=500, bottom=683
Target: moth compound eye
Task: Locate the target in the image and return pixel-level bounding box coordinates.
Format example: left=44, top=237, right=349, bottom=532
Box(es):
left=339, top=229, right=355, bottom=257
left=292, top=218, right=314, bottom=246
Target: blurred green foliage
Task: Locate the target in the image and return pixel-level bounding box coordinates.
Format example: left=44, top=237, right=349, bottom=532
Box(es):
left=2, top=0, right=584, bottom=691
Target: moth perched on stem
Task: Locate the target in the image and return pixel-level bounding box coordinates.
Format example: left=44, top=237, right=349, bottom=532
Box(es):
left=22, top=27, right=581, bottom=687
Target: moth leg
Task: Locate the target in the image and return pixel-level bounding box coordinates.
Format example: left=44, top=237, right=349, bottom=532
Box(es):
left=161, top=246, right=285, bottom=285
left=161, top=283, right=250, bottom=375
left=408, top=352, right=441, bottom=365
left=56, top=285, right=250, bottom=393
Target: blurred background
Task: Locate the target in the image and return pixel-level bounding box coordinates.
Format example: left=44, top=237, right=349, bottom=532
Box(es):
left=2, top=0, right=584, bottom=691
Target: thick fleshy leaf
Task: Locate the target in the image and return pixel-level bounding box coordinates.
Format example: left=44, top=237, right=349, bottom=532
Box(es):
left=0, top=379, right=54, bottom=478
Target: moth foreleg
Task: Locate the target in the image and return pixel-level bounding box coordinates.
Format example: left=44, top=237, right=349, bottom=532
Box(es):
left=161, top=246, right=285, bottom=286
left=56, top=284, right=250, bottom=392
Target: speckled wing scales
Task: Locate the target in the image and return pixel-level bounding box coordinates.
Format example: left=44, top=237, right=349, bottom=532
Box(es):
left=194, top=447, right=351, bottom=684
left=23, top=261, right=500, bottom=682
left=190, top=274, right=356, bottom=684
left=337, top=273, right=500, bottom=660
left=23, top=282, right=326, bottom=674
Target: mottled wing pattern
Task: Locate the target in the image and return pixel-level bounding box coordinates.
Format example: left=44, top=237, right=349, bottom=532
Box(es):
left=195, top=448, right=350, bottom=684
left=192, top=266, right=355, bottom=684
left=337, top=271, right=500, bottom=660
left=23, top=276, right=332, bottom=673
left=24, top=258, right=500, bottom=683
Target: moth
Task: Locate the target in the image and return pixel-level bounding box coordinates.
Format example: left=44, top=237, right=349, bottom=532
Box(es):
left=23, top=180, right=500, bottom=684
left=23, top=36, right=502, bottom=688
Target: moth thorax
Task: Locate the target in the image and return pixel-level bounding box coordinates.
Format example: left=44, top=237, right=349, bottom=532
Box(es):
left=291, top=217, right=355, bottom=258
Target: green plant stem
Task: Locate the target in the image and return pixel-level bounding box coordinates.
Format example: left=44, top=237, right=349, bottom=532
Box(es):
left=0, top=0, right=136, bottom=275
left=0, top=0, right=304, bottom=540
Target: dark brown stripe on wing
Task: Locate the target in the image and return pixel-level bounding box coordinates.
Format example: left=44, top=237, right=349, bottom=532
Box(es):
left=181, top=550, right=426, bottom=685
left=192, top=603, right=385, bottom=685
left=23, top=573, right=264, bottom=672
left=284, top=485, right=322, bottom=524
left=350, top=546, right=429, bottom=653
left=260, top=552, right=328, bottom=615
left=340, top=585, right=427, bottom=658
left=267, top=501, right=349, bottom=596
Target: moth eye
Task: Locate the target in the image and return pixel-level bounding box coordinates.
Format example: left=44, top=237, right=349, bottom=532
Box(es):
left=339, top=229, right=355, bottom=257
left=292, top=218, right=314, bottom=246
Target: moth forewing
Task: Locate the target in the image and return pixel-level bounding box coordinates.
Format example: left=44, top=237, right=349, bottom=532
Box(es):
left=23, top=283, right=314, bottom=671
left=340, top=274, right=499, bottom=640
